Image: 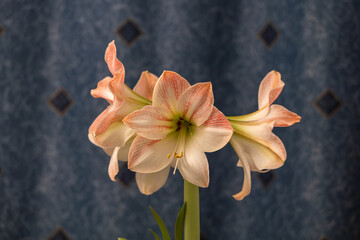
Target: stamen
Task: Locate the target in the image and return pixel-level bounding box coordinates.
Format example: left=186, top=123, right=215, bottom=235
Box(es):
left=173, top=158, right=179, bottom=174
left=170, top=119, right=188, bottom=174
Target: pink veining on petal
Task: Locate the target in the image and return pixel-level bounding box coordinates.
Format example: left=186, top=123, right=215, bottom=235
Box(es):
left=105, top=40, right=125, bottom=76
left=191, top=107, right=233, bottom=153
left=128, top=135, right=175, bottom=173
left=90, top=76, right=114, bottom=103
left=123, top=105, right=174, bottom=140
left=266, top=104, right=302, bottom=127
left=109, top=72, right=126, bottom=101
left=108, top=147, right=120, bottom=181
left=133, top=71, right=158, bottom=101
left=152, top=71, right=191, bottom=114
left=201, top=106, right=233, bottom=130
left=89, top=107, right=115, bottom=135
left=258, top=71, right=284, bottom=110
left=177, top=82, right=214, bottom=126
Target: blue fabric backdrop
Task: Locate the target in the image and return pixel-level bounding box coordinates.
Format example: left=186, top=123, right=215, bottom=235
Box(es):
left=0, top=0, right=359, bottom=239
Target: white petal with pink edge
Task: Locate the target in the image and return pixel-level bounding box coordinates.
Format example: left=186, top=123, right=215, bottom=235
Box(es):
left=177, top=137, right=209, bottom=188
left=190, top=107, right=233, bottom=152
left=103, top=135, right=135, bottom=162
left=133, top=71, right=158, bottom=101
left=123, top=105, right=175, bottom=140
left=128, top=134, right=178, bottom=173
left=108, top=147, right=120, bottom=181
left=152, top=71, right=191, bottom=115
left=88, top=122, right=134, bottom=148
left=230, top=132, right=284, bottom=172
left=230, top=137, right=252, bottom=200
left=135, top=167, right=170, bottom=195
left=258, top=70, right=284, bottom=110
left=231, top=122, right=287, bottom=162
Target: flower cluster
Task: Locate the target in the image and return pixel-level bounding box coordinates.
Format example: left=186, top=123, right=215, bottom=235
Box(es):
left=88, top=41, right=301, bottom=200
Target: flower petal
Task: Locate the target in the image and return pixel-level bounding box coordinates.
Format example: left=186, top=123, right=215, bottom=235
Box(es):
left=103, top=135, right=135, bottom=162
left=260, top=104, right=301, bottom=127
left=228, top=104, right=301, bottom=128
left=89, top=122, right=134, bottom=148
left=258, top=70, right=284, bottom=110
left=128, top=134, right=177, bottom=173
left=190, top=107, right=233, bottom=152
left=133, top=71, right=158, bottom=101
left=230, top=138, right=252, bottom=200
left=90, top=76, right=114, bottom=103
left=108, top=147, right=120, bottom=181
left=105, top=41, right=125, bottom=76
left=109, top=72, right=126, bottom=101
left=89, top=106, right=116, bottom=136
left=230, top=132, right=284, bottom=172
left=177, top=137, right=209, bottom=188
left=135, top=167, right=170, bottom=195
left=123, top=105, right=175, bottom=140
left=177, top=82, right=214, bottom=126
left=152, top=71, right=191, bottom=115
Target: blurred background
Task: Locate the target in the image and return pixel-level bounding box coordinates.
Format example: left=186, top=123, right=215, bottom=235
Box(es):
left=0, top=0, right=359, bottom=239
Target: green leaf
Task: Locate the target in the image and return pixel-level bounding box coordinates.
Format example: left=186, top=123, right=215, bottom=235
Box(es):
left=118, top=238, right=128, bottom=240
left=149, top=229, right=162, bottom=240
left=149, top=206, right=171, bottom=240
left=174, top=203, right=186, bottom=240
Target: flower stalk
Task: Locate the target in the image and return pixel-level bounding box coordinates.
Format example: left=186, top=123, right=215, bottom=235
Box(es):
left=184, top=180, right=200, bottom=240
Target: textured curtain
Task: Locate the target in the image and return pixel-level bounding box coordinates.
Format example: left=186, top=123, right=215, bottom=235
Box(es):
left=0, top=0, right=359, bottom=239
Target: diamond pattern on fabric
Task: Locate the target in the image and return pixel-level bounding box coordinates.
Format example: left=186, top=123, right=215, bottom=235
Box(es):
left=48, top=88, right=73, bottom=117
left=116, top=19, right=143, bottom=46
left=314, top=89, right=342, bottom=118
left=258, top=22, right=280, bottom=48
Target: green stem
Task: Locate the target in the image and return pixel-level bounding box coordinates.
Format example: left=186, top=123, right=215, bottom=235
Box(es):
left=183, top=180, right=200, bottom=240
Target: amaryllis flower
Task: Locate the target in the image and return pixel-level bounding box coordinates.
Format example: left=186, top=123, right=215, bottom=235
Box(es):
left=88, top=41, right=157, bottom=182
left=227, top=71, right=301, bottom=200
left=123, top=71, right=233, bottom=192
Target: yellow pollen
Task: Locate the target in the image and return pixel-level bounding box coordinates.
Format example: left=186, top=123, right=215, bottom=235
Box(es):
left=167, top=153, right=171, bottom=159
left=174, top=152, right=183, bottom=158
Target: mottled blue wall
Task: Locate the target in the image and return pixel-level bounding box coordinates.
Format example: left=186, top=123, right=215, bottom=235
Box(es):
left=0, top=0, right=359, bottom=240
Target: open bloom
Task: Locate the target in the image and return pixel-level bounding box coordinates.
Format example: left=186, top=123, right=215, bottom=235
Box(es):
left=228, top=71, right=301, bottom=200
left=123, top=71, right=233, bottom=191
left=88, top=41, right=157, bottom=182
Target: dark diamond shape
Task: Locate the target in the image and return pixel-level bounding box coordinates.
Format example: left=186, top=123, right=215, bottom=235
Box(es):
left=47, top=226, right=71, bottom=240
left=257, top=171, right=275, bottom=189
left=116, top=163, right=135, bottom=187
left=258, top=22, right=279, bottom=48
left=116, top=19, right=142, bottom=46
left=48, top=88, right=73, bottom=117
left=0, top=24, right=5, bottom=37
left=314, top=89, right=342, bottom=118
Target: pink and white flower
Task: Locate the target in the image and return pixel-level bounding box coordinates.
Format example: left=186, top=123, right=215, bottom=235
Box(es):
left=123, top=71, right=233, bottom=192
left=228, top=71, right=301, bottom=200
left=88, top=41, right=158, bottom=183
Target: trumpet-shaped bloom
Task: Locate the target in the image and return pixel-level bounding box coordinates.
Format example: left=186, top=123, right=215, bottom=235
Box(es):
left=228, top=71, right=301, bottom=200
left=123, top=71, right=233, bottom=190
left=88, top=41, right=158, bottom=185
